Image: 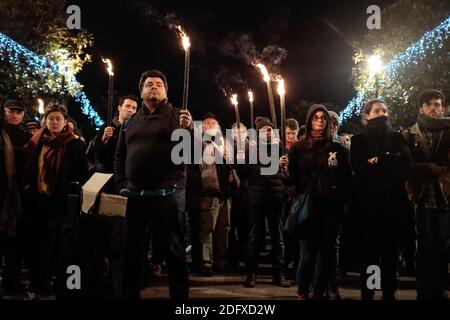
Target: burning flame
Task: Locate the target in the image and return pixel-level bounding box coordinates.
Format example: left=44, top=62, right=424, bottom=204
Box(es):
left=277, top=78, right=285, bottom=96
left=256, top=63, right=270, bottom=82
left=230, top=94, right=238, bottom=106
left=37, top=98, right=45, bottom=115
left=177, top=25, right=191, bottom=51
left=248, top=90, right=254, bottom=102
left=102, top=58, right=114, bottom=76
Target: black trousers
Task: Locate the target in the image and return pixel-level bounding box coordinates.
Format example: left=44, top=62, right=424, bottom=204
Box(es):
left=245, top=198, right=285, bottom=275
left=415, top=205, right=449, bottom=299
left=359, top=223, right=398, bottom=299
left=28, top=194, right=81, bottom=299
left=228, top=190, right=249, bottom=266
left=122, top=189, right=189, bottom=300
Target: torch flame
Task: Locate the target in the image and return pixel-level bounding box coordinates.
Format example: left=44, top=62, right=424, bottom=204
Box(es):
left=37, top=98, right=45, bottom=115
left=177, top=25, right=191, bottom=51
left=230, top=94, right=238, bottom=106
left=277, top=78, right=285, bottom=96
left=256, top=63, right=270, bottom=82
left=102, top=58, right=114, bottom=76
left=248, top=90, right=254, bottom=102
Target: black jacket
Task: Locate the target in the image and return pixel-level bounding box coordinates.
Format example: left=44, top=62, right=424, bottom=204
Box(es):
left=288, top=139, right=352, bottom=214
left=4, top=123, right=32, bottom=180
left=285, top=139, right=352, bottom=242
left=86, top=118, right=121, bottom=175
left=114, top=101, right=190, bottom=190
left=351, top=130, right=410, bottom=218
left=238, top=141, right=285, bottom=204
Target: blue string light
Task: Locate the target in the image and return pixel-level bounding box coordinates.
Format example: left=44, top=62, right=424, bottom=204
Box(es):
left=0, top=32, right=104, bottom=128
left=339, top=15, right=450, bottom=123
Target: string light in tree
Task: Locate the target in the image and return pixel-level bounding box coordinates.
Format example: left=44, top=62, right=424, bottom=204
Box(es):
left=0, top=32, right=104, bottom=128
left=339, top=15, right=450, bottom=123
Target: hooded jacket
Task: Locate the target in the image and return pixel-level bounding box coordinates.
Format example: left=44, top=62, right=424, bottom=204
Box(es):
left=286, top=105, right=352, bottom=242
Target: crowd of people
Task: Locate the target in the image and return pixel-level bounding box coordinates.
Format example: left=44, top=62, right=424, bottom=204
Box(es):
left=0, top=69, right=449, bottom=300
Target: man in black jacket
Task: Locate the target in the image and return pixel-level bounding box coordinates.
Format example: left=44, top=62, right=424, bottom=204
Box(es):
left=240, top=117, right=289, bottom=288
left=1, top=100, right=31, bottom=295
left=403, top=90, right=450, bottom=300
left=114, top=70, right=192, bottom=300
left=86, top=95, right=138, bottom=175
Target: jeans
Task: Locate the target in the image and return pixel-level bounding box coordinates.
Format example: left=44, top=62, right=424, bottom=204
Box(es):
left=297, top=238, right=335, bottom=296
left=122, top=189, right=189, bottom=300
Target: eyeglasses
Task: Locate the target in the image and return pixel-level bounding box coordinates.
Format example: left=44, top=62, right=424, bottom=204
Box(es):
left=312, top=116, right=326, bottom=122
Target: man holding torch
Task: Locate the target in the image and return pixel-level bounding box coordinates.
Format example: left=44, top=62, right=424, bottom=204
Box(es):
left=115, top=70, right=192, bottom=300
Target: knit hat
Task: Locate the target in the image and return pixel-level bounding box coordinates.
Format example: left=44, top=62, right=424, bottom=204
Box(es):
left=255, top=116, right=275, bottom=130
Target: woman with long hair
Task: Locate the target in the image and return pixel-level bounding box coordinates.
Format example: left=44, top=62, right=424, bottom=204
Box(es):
left=280, top=104, right=352, bottom=300
left=23, top=103, right=88, bottom=299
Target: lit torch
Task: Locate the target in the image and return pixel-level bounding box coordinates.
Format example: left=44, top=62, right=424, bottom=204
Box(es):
left=277, top=78, right=286, bottom=154
left=37, top=98, right=45, bottom=122
left=248, top=90, right=254, bottom=130
left=256, top=63, right=277, bottom=129
left=178, top=25, right=191, bottom=110
left=102, top=58, right=114, bottom=126
left=231, top=93, right=243, bottom=155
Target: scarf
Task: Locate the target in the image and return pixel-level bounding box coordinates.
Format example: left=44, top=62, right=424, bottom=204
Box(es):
left=311, top=129, right=324, bottom=141
left=27, top=126, right=76, bottom=193
left=365, top=115, right=388, bottom=154
left=417, top=114, right=450, bottom=131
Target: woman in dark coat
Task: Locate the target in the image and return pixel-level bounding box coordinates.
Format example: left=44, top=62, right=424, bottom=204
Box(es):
left=350, top=99, right=411, bottom=300
left=23, top=103, right=88, bottom=299
left=280, top=104, right=352, bottom=300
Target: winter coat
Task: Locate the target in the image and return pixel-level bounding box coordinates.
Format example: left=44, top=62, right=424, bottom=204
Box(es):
left=86, top=118, right=121, bottom=175
left=402, top=123, right=450, bottom=205
left=0, top=130, right=22, bottom=236
left=114, top=101, right=191, bottom=191
left=351, top=129, right=410, bottom=235
left=237, top=140, right=285, bottom=205
left=24, top=134, right=88, bottom=218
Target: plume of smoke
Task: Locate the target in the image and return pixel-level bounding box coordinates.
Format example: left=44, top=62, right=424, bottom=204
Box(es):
left=133, top=3, right=184, bottom=38
left=215, top=68, right=248, bottom=96
left=218, top=33, right=288, bottom=79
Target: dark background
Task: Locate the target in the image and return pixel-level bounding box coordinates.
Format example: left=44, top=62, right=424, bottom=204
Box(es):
left=70, top=0, right=397, bottom=137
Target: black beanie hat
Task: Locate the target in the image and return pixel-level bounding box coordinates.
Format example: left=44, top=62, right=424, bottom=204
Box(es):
left=255, top=116, right=275, bottom=130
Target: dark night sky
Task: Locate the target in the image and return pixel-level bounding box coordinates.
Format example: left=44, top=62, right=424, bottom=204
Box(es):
left=70, top=0, right=397, bottom=135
